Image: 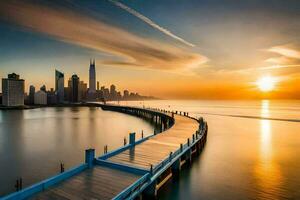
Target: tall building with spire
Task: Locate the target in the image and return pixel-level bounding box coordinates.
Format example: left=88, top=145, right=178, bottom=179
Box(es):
left=55, top=70, right=64, bottom=103
left=89, top=59, right=96, bottom=94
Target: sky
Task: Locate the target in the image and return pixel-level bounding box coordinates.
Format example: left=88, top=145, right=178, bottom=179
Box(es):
left=0, top=0, right=299, bottom=99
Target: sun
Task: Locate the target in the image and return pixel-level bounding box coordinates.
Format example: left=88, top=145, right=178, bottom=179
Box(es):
left=256, top=76, right=276, bottom=92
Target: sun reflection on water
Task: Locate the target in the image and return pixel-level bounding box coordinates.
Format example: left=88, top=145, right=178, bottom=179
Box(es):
left=254, top=100, right=283, bottom=199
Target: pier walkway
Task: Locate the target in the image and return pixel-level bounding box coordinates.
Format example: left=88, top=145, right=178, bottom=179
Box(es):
left=2, top=104, right=208, bottom=200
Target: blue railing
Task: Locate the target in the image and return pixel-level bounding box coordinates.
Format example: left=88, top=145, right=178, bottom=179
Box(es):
left=112, top=120, right=207, bottom=200
left=113, top=173, right=150, bottom=200
left=152, top=121, right=206, bottom=176
left=1, top=164, right=88, bottom=200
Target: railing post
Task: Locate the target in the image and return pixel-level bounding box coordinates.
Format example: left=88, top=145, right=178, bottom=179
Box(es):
left=141, top=130, right=144, bottom=139
left=85, top=148, right=95, bottom=168
left=60, top=163, right=65, bottom=173
left=169, top=152, right=173, bottom=162
left=124, top=137, right=127, bottom=146
left=129, top=132, right=136, bottom=145
left=104, top=145, right=108, bottom=154
left=199, top=117, right=204, bottom=129
left=150, top=164, right=153, bottom=175
left=15, top=179, right=19, bottom=191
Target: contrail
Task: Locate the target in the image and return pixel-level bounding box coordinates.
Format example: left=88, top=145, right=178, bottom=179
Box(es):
left=108, top=0, right=195, bottom=47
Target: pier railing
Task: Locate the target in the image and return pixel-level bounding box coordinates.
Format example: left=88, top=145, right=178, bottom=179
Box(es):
left=111, top=122, right=207, bottom=200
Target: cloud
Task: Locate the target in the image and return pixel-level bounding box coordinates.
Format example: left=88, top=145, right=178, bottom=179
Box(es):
left=108, top=0, right=195, bottom=47
left=265, top=45, right=300, bottom=65
left=265, top=56, right=293, bottom=64
left=268, top=45, right=300, bottom=59
left=235, top=64, right=300, bottom=74
left=0, top=1, right=207, bottom=71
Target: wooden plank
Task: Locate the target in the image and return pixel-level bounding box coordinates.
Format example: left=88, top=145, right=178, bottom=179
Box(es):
left=30, top=166, right=142, bottom=200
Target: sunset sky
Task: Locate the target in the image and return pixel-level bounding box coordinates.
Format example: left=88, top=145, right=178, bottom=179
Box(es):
left=0, top=0, right=299, bottom=99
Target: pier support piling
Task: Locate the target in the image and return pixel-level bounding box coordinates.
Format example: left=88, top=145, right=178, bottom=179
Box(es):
left=185, top=149, right=192, bottom=166
left=171, top=159, right=181, bottom=179
left=143, top=180, right=157, bottom=199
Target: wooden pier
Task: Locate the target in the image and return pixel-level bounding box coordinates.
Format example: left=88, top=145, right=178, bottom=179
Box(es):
left=1, top=104, right=208, bottom=200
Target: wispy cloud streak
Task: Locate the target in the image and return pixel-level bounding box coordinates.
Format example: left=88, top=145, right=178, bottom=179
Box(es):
left=268, top=46, right=300, bottom=59
left=108, top=0, right=195, bottom=47
left=265, top=45, right=300, bottom=65
left=0, top=1, right=207, bottom=71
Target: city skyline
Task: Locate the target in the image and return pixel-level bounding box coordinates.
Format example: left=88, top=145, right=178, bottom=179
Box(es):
left=0, top=0, right=299, bottom=99
left=0, top=61, right=150, bottom=99
left=1, top=71, right=155, bottom=107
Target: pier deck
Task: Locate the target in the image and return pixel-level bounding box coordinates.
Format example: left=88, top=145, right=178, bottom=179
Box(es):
left=108, top=115, right=199, bottom=169
left=2, top=104, right=207, bottom=200
left=31, top=166, right=142, bottom=200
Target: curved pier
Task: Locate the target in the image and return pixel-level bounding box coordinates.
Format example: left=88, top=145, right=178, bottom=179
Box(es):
left=1, top=104, right=208, bottom=200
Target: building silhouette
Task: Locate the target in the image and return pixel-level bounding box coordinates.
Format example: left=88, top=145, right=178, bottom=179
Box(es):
left=89, top=59, right=96, bottom=94
left=2, top=73, right=24, bottom=106
left=40, top=85, right=46, bottom=92
left=29, top=85, right=35, bottom=105
left=47, top=88, right=57, bottom=105
left=34, top=90, right=47, bottom=105
left=78, top=81, right=87, bottom=101
left=55, top=70, right=64, bottom=103
left=123, top=90, right=129, bottom=99
left=70, top=74, right=79, bottom=102
left=110, top=84, right=116, bottom=99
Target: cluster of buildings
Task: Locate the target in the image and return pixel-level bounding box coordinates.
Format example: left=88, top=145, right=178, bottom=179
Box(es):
left=1, top=59, right=155, bottom=107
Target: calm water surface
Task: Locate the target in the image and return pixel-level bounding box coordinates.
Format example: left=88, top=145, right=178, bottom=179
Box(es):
left=122, top=100, right=300, bottom=200
left=0, top=106, right=154, bottom=196
left=1, top=100, right=300, bottom=199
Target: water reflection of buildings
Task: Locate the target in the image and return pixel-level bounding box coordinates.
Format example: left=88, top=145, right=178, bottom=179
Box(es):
left=255, top=100, right=282, bottom=199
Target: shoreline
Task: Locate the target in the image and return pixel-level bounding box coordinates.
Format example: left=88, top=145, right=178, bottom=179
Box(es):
left=0, top=99, right=159, bottom=111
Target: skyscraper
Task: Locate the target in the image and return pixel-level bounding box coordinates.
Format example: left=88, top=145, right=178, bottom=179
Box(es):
left=71, top=74, right=79, bottom=102
left=29, top=85, right=35, bottom=105
left=2, top=73, right=24, bottom=106
left=78, top=81, right=87, bottom=101
left=89, top=59, right=96, bottom=93
left=110, top=84, right=116, bottom=100
left=55, top=70, right=64, bottom=103
left=123, top=90, right=129, bottom=100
